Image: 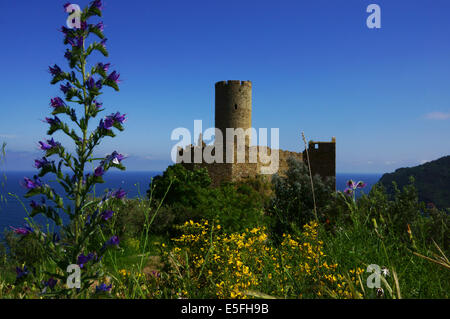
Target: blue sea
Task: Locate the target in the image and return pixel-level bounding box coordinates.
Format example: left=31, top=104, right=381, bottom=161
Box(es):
left=0, top=171, right=382, bottom=243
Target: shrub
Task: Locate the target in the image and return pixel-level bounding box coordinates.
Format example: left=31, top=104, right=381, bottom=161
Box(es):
left=269, top=157, right=335, bottom=239
left=146, top=165, right=270, bottom=235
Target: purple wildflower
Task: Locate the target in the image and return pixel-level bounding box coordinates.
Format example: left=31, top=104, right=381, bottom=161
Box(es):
left=30, top=200, right=39, bottom=209
left=50, top=97, right=65, bottom=109
left=95, top=283, right=112, bottom=293
left=86, top=76, right=96, bottom=90
left=99, top=118, right=114, bottom=130
left=94, top=166, right=105, bottom=177
left=34, top=157, right=53, bottom=169
left=30, top=197, right=46, bottom=210
left=356, top=181, right=367, bottom=189
left=60, top=26, right=70, bottom=35
left=60, top=82, right=72, bottom=94
left=105, top=235, right=120, bottom=247
left=96, top=79, right=103, bottom=89
left=44, top=277, right=58, bottom=289
left=101, top=210, right=114, bottom=221
left=346, top=180, right=355, bottom=189
left=10, top=225, right=33, bottom=236
left=64, top=49, right=72, bottom=60
left=38, top=138, right=60, bottom=151
left=100, top=38, right=107, bottom=49
left=49, top=65, right=62, bottom=76
left=110, top=112, right=126, bottom=124
left=112, top=188, right=126, bottom=199
left=63, top=3, right=71, bottom=10
left=80, top=21, right=88, bottom=31
left=95, top=22, right=104, bottom=32
left=16, top=266, right=30, bottom=279
left=44, top=116, right=61, bottom=126
left=96, top=62, right=110, bottom=73
left=68, top=35, right=83, bottom=48
left=343, top=188, right=353, bottom=196
left=107, top=71, right=120, bottom=84
left=22, top=176, right=42, bottom=190
left=93, top=100, right=103, bottom=109
left=38, top=141, right=52, bottom=151
left=102, top=151, right=125, bottom=166
left=77, top=253, right=95, bottom=268
left=91, top=0, right=103, bottom=10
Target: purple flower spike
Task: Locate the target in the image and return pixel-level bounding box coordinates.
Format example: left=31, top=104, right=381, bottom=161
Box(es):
left=50, top=97, right=65, bottom=109
left=101, top=210, right=114, bottom=221
left=107, top=71, right=120, bottom=84
left=96, top=283, right=112, bottom=293
left=49, top=65, right=62, bottom=76
left=94, top=166, right=105, bottom=177
left=60, top=82, right=72, bottom=94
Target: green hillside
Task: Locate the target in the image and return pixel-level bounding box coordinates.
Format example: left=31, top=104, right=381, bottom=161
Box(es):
left=378, top=156, right=450, bottom=210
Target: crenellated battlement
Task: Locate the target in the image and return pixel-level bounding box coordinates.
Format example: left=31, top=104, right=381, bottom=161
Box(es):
left=215, top=80, right=252, bottom=88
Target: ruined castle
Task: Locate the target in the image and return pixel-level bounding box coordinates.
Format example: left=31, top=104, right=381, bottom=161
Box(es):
left=177, top=80, right=336, bottom=188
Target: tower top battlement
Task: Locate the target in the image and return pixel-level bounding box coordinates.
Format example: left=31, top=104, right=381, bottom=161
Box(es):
left=215, top=80, right=252, bottom=88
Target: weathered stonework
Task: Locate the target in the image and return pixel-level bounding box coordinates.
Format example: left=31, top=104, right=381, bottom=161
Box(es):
left=177, top=80, right=336, bottom=188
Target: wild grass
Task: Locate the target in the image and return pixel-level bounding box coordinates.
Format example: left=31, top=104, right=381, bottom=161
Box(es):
left=0, top=162, right=448, bottom=299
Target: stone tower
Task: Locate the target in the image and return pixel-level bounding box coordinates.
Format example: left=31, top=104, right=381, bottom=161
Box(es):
left=215, top=80, right=252, bottom=155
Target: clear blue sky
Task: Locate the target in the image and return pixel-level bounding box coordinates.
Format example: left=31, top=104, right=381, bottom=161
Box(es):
left=0, top=0, right=449, bottom=173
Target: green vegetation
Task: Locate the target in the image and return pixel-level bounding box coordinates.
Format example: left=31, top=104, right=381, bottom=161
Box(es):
left=379, top=155, right=450, bottom=210
left=0, top=158, right=448, bottom=298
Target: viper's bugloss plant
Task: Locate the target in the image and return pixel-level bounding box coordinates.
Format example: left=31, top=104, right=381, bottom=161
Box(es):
left=11, top=1, right=126, bottom=297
